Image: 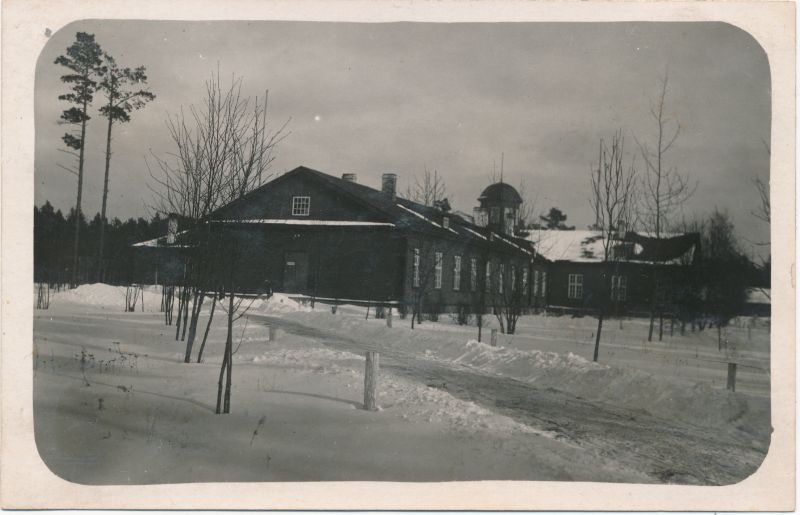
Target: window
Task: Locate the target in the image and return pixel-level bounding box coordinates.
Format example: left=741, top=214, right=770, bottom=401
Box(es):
left=568, top=273, right=583, bottom=299
left=611, top=275, right=627, bottom=301
left=510, top=266, right=517, bottom=292
left=498, top=264, right=505, bottom=294
left=485, top=261, right=492, bottom=292
left=453, top=255, right=462, bottom=291
left=542, top=271, right=547, bottom=298
left=533, top=270, right=540, bottom=297
left=291, top=196, right=310, bottom=216
left=522, top=268, right=528, bottom=294
left=470, top=258, right=478, bottom=292
left=413, top=248, right=420, bottom=288
left=490, top=207, right=500, bottom=224
left=434, top=252, right=443, bottom=289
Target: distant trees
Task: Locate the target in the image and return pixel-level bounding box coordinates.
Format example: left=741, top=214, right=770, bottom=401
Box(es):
left=34, top=201, right=163, bottom=284
left=96, top=54, right=155, bottom=281
left=701, top=209, right=749, bottom=348
left=535, top=207, right=575, bottom=230
left=54, top=32, right=105, bottom=286
left=588, top=130, right=637, bottom=362
left=405, top=167, right=448, bottom=207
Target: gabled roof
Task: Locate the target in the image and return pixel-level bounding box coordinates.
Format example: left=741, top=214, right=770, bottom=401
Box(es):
left=141, top=166, right=535, bottom=256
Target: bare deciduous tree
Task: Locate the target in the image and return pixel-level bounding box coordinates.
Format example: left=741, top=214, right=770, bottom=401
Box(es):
left=148, top=69, right=288, bottom=413
left=589, top=129, right=637, bottom=362
left=636, top=72, right=696, bottom=341
left=405, top=167, right=448, bottom=207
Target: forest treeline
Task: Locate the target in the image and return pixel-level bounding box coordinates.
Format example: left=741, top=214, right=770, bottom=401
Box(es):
left=34, top=201, right=164, bottom=285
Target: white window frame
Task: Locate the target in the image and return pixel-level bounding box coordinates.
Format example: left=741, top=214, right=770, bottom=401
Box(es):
left=568, top=273, right=583, bottom=299
left=522, top=268, right=528, bottom=294
left=453, top=255, right=462, bottom=291
left=542, top=271, right=547, bottom=298
left=434, top=252, right=443, bottom=289
left=291, top=196, right=311, bottom=216
left=533, top=270, right=540, bottom=297
left=510, top=266, right=517, bottom=292
left=485, top=261, right=492, bottom=293
left=611, top=275, right=627, bottom=301
left=498, top=264, right=505, bottom=294
left=470, top=258, right=478, bottom=292
left=413, top=248, right=420, bottom=288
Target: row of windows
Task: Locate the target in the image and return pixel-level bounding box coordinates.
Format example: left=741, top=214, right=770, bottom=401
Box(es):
left=567, top=274, right=627, bottom=301
left=412, top=248, right=547, bottom=297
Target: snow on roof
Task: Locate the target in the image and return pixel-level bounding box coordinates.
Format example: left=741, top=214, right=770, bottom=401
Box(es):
left=527, top=230, right=608, bottom=262
left=397, top=204, right=458, bottom=234
left=213, top=219, right=395, bottom=227
left=746, top=288, right=771, bottom=305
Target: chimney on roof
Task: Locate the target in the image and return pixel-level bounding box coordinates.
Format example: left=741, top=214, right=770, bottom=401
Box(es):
left=167, top=213, right=179, bottom=245
left=381, top=173, right=397, bottom=201
left=341, top=173, right=357, bottom=183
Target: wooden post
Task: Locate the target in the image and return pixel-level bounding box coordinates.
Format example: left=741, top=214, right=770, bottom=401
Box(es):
left=331, top=304, right=337, bottom=314
left=269, top=325, right=277, bottom=342
left=386, top=308, right=393, bottom=328
left=727, top=362, right=737, bottom=392
left=490, top=329, right=498, bottom=347
left=363, top=351, right=379, bottom=411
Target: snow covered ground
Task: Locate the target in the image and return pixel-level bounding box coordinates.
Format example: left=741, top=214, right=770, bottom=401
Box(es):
left=32, top=284, right=771, bottom=485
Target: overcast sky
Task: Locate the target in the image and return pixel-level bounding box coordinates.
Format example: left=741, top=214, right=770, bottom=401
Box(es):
left=35, top=20, right=771, bottom=254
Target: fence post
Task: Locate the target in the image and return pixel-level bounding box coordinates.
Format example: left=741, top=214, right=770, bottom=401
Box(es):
left=386, top=307, right=393, bottom=328
left=490, top=329, right=498, bottom=347
left=269, top=325, right=277, bottom=342
left=727, top=362, right=738, bottom=392
left=364, top=351, right=379, bottom=411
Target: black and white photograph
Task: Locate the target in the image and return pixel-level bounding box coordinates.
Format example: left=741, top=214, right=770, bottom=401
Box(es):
left=2, top=1, right=795, bottom=509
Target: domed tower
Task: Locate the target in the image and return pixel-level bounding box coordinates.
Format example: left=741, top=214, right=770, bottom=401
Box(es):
left=476, top=182, right=522, bottom=235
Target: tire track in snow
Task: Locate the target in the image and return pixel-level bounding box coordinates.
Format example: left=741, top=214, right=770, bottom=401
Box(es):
left=251, top=314, right=768, bottom=485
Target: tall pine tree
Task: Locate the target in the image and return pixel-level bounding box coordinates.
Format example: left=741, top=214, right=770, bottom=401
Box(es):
left=96, top=54, right=155, bottom=280
left=55, top=32, right=105, bottom=286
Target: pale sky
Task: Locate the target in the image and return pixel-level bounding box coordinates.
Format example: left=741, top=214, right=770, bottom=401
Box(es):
left=35, top=20, right=771, bottom=255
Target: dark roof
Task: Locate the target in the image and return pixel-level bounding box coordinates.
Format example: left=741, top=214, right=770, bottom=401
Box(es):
left=478, top=182, right=522, bottom=205
left=213, top=166, right=535, bottom=256
left=623, top=231, right=701, bottom=263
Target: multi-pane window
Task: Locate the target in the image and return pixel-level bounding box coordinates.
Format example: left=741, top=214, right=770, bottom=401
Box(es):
left=611, top=275, right=627, bottom=301
left=470, top=258, right=477, bottom=292
left=510, top=266, right=517, bottom=292
left=485, top=261, right=492, bottom=292
left=434, top=252, right=443, bottom=289
left=453, top=255, right=462, bottom=291
left=533, top=270, right=540, bottom=297
left=291, top=196, right=310, bottom=216
left=498, top=264, right=505, bottom=294
left=413, top=248, right=420, bottom=288
left=568, top=273, right=583, bottom=299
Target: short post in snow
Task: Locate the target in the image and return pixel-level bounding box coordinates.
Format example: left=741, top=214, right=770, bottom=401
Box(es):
left=386, top=307, right=393, bottom=328
left=727, top=362, right=738, bottom=392
left=331, top=304, right=337, bottom=314
left=364, top=351, right=379, bottom=411
left=490, top=329, right=498, bottom=347
left=268, top=325, right=277, bottom=342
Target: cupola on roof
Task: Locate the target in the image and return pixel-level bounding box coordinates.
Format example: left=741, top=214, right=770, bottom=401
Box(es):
left=478, top=182, right=522, bottom=205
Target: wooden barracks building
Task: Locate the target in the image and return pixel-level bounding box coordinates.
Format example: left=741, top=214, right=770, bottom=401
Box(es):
left=134, top=166, right=699, bottom=315
left=134, top=166, right=548, bottom=312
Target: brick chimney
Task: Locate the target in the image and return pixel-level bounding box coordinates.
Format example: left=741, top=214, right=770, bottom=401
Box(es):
left=381, top=173, right=397, bottom=200
left=341, top=173, right=357, bottom=183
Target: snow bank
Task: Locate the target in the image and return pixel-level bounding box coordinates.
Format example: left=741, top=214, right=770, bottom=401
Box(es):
left=52, top=283, right=162, bottom=312
left=282, top=310, right=770, bottom=440
left=248, top=293, right=312, bottom=314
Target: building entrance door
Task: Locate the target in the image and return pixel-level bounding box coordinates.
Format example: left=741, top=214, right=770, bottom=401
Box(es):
left=283, top=252, right=309, bottom=293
